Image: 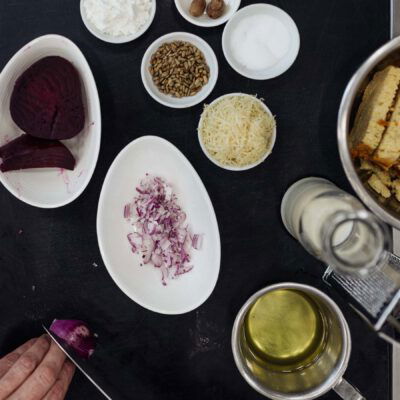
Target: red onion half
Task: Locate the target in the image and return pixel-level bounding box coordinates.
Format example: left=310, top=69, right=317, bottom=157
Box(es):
left=124, top=176, right=203, bottom=286
left=49, top=319, right=96, bottom=359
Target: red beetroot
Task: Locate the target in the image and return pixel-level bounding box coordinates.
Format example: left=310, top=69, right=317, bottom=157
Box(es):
left=10, top=56, right=85, bottom=140
left=0, top=134, right=75, bottom=172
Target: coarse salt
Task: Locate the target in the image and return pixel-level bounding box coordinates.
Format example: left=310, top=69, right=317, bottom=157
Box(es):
left=230, top=14, right=291, bottom=71
left=83, top=0, right=153, bottom=37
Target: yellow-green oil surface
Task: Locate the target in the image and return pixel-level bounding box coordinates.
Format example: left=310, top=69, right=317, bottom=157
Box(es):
left=244, top=289, right=328, bottom=372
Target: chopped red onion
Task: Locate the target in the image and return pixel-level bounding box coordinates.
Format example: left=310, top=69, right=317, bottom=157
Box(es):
left=127, top=233, right=137, bottom=253
left=192, top=234, right=203, bottom=250
left=49, top=319, right=96, bottom=359
left=123, top=204, right=132, bottom=219
left=124, top=176, right=202, bottom=285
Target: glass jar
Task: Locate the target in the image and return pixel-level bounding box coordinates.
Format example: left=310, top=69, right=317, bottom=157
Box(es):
left=281, top=177, right=391, bottom=277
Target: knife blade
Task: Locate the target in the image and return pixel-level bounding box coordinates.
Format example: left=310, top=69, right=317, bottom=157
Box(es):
left=42, top=325, right=112, bottom=400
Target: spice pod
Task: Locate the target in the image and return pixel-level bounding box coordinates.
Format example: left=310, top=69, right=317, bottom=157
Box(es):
left=141, top=32, right=218, bottom=108
left=174, top=0, right=241, bottom=28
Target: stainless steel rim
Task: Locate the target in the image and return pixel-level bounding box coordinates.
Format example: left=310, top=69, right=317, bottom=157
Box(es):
left=231, top=283, right=351, bottom=400
left=337, top=36, right=400, bottom=230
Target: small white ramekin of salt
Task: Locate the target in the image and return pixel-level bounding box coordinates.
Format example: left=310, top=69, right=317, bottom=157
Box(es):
left=80, top=0, right=156, bottom=43
left=222, top=4, right=300, bottom=80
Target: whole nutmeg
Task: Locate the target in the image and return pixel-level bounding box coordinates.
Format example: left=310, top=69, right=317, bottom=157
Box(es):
left=189, top=0, right=206, bottom=17
left=206, top=0, right=225, bottom=19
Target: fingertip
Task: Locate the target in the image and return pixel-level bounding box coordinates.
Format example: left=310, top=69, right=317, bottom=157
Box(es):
left=23, top=337, right=37, bottom=349
left=35, top=335, right=51, bottom=351
left=41, top=334, right=51, bottom=343
left=46, top=341, right=68, bottom=365
left=65, top=360, right=76, bottom=374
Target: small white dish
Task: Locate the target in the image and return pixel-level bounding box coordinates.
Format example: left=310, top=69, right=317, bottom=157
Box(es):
left=141, top=32, right=218, bottom=108
left=174, top=0, right=241, bottom=28
left=80, top=0, right=156, bottom=44
left=222, top=4, right=300, bottom=80
left=97, top=136, right=221, bottom=314
left=198, top=93, right=277, bottom=171
left=0, top=34, right=101, bottom=208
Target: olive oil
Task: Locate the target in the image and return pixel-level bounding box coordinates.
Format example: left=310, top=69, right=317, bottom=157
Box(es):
left=243, top=289, right=327, bottom=372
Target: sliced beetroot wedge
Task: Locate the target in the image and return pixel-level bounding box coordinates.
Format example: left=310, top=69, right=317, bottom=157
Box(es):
left=10, top=56, right=85, bottom=140
left=0, top=134, right=75, bottom=172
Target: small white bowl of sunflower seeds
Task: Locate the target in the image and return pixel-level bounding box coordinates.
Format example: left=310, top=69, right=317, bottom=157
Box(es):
left=141, top=32, right=219, bottom=108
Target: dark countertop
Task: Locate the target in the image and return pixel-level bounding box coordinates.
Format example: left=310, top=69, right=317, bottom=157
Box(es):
left=0, top=0, right=393, bottom=399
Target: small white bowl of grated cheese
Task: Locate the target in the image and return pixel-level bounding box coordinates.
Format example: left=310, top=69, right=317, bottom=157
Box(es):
left=80, top=0, right=156, bottom=44
left=198, top=93, right=277, bottom=171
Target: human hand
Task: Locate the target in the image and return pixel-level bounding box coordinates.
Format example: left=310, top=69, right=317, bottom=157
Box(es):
left=0, top=335, right=75, bottom=400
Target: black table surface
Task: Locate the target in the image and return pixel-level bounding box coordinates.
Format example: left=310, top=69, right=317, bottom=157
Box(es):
left=0, top=0, right=393, bottom=399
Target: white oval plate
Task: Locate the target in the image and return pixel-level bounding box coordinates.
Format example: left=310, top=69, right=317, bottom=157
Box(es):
left=0, top=34, right=101, bottom=208
left=97, top=136, right=221, bottom=314
left=80, top=0, right=156, bottom=43
left=141, top=32, right=218, bottom=108
left=174, top=0, right=241, bottom=28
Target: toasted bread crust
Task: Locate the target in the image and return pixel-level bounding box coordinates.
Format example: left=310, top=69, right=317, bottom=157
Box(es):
left=374, top=92, right=400, bottom=167
left=350, top=66, right=400, bottom=155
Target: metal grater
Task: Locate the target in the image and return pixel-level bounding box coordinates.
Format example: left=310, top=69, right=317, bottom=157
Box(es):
left=323, top=252, right=400, bottom=346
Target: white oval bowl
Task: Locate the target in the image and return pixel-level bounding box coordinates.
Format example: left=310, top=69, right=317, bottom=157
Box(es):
left=97, top=136, right=221, bottom=314
left=222, top=4, right=300, bottom=80
left=141, top=32, right=218, bottom=108
left=198, top=93, right=277, bottom=171
left=0, top=34, right=101, bottom=208
left=80, top=0, right=156, bottom=44
left=174, top=0, right=241, bottom=28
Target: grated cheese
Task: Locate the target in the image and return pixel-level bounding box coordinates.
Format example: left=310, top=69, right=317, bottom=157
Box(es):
left=199, top=95, right=275, bottom=168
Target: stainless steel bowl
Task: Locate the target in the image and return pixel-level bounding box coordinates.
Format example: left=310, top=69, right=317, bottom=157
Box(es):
left=338, top=36, right=400, bottom=229
left=338, top=0, right=400, bottom=229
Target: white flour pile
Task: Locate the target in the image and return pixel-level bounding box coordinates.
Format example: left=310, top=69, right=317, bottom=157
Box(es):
left=83, top=0, right=153, bottom=37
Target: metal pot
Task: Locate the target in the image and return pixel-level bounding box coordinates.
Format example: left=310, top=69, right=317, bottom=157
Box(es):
left=338, top=0, right=400, bottom=229
left=231, top=283, right=363, bottom=400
